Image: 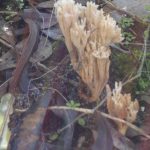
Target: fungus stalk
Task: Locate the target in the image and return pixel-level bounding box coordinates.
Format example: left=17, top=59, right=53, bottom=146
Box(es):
left=55, top=0, right=123, bottom=101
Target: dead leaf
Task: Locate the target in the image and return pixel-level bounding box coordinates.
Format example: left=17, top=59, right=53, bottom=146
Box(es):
left=0, top=24, right=16, bottom=46
left=23, top=9, right=57, bottom=29
left=0, top=51, right=16, bottom=71
left=16, top=36, right=53, bottom=62
left=92, top=113, right=113, bottom=150
left=11, top=91, right=53, bottom=150
left=110, top=126, right=136, bottom=150
left=42, top=26, right=63, bottom=40
left=32, top=36, right=53, bottom=62
left=138, top=139, right=150, bottom=150
left=37, top=1, right=55, bottom=9
left=40, top=13, right=57, bottom=29
left=49, top=92, right=77, bottom=150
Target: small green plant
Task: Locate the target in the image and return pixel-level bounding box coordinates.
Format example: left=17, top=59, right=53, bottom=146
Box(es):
left=5, top=0, right=24, bottom=11
left=137, top=78, right=150, bottom=91
left=119, top=17, right=134, bottom=29
left=16, top=0, right=24, bottom=9
left=77, top=118, right=86, bottom=126
left=122, top=32, right=135, bottom=45
left=48, top=132, right=59, bottom=142
left=66, top=100, right=80, bottom=108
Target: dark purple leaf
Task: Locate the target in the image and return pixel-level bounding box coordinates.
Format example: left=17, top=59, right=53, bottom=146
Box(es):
left=92, top=113, right=113, bottom=150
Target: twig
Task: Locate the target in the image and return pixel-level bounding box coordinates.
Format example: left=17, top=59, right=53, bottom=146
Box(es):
left=58, top=113, right=85, bottom=133
left=0, top=38, right=14, bottom=49
left=47, top=87, right=69, bottom=102
left=100, top=112, right=150, bottom=139
left=49, top=106, right=93, bottom=114
left=110, top=44, right=130, bottom=54
left=120, top=42, right=150, bottom=46
left=43, top=7, right=55, bottom=47
left=48, top=106, right=150, bottom=139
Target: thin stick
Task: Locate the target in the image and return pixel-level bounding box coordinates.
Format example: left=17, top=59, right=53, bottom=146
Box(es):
left=48, top=106, right=150, bottom=139
left=47, top=87, right=69, bottom=102
left=0, top=38, right=14, bottom=49
left=0, top=11, right=17, bottom=14
left=123, top=38, right=147, bottom=86
left=101, top=112, right=150, bottom=139
left=57, top=113, right=85, bottom=133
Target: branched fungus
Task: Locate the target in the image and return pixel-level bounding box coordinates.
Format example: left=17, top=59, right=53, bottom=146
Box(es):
left=55, top=0, right=123, bottom=101
left=107, top=82, right=139, bottom=135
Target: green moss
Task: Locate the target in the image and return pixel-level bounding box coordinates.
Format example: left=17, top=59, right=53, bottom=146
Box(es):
left=112, top=48, right=150, bottom=94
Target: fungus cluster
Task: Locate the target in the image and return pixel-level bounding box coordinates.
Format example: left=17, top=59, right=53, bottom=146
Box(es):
left=55, top=0, right=122, bottom=101
left=107, top=82, right=139, bottom=135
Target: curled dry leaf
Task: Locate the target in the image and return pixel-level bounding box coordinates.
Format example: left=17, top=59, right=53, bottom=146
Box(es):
left=106, top=82, right=139, bottom=135
left=55, top=0, right=123, bottom=101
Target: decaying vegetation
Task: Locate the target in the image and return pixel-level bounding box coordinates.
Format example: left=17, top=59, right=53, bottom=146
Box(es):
left=0, top=0, right=150, bottom=149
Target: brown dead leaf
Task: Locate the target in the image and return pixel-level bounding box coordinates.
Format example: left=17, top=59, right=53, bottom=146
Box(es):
left=11, top=91, right=53, bottom=150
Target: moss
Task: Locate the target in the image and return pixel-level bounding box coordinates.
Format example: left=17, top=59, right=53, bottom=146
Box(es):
left=112, top=47, right=150, bottom=95
left=112, top=48, right=143, bottom=93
